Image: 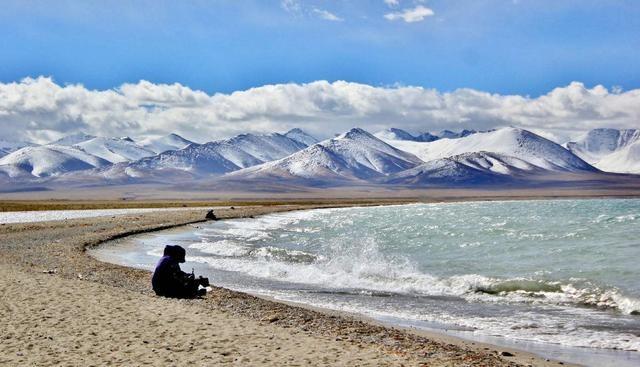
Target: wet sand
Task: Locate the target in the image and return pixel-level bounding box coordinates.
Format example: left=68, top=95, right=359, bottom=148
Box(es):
left=0, top=203, right=578, bottom=366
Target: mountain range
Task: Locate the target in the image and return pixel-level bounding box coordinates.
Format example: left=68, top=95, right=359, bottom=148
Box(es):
left=565, top=128, right=640, bottom=174
left=0, top=126, right=638, bottom=191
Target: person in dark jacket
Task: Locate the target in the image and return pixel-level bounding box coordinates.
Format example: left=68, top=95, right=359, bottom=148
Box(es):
left=152, top=245, right=209, bottom=298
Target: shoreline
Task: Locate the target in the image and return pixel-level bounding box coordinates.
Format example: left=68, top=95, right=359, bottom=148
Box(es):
left=0, top=200, right=598, bottom=366
left=91, top=200, right=640, bottom=367
left=2, top=190, right=640, bottom=213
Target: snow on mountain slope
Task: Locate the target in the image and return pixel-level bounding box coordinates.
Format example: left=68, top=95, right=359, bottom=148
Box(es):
left=223, top=133, right=308, bottom=162
left=386, top=158, right=504, bottom=186
left=0, top=140, right=35, bottom=157
left=438, top=129, right=477, bottom=139
left=592, top=139, right=640, bottom=173
left=0, top=145, right=111, bottom=177
left=122, top=132, right=310, bottom=177
left=137, top=133, right=194, bottom=154
left=415, top=132, right=440, bottom=142
left=327, top=128, right=424, bottom=174
left=565, top=128, right=640, bottom=173
left=385, top=152, right=540, bottom=186
left=224, top=144, right=357, bottom=183
left=224, top=128, right=423, bottom=184
left=74, top=137, right=156, bottom=163
left=374, top=128, right=439, bottom=142
left=383, top=127, right=596, bottom=173
left=448, top=151, right=540, bottom=174
left=374, top=128, right=419, bottom=141
left=50, top=132, right=96, bottom=146
left=127, top=142, right=256, bottom=176
left=284, top=128, right=319, bottom=146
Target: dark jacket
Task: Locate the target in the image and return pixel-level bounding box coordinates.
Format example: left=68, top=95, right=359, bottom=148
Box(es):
left=151, top=255, right=191, bottom=298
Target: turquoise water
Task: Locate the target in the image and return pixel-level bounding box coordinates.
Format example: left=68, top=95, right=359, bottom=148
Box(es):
left=93, top=199, right=640, bottom=364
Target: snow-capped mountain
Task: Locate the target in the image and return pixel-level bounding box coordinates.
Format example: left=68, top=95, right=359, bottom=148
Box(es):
left=385, top=153, right=516, bottom=186
left=73, top=137, right=156, bottom=163
left=595, top=142, right=640, bottom=174
left=438, top=129, right=477, bottom=139
left=386, top=150, right=549, bottom=186
left=0, top=140, right=35, bottom=158
left=374, top=128, right=439, bottom=142
left=566, top=128, right=640, bottom=173
left=284, top=128, right=319, bottom=146
left=382, top=127, right=596, bottom=173
left=0, top=145, right=110, bottom=178
left=374, top=128, right=420, bottom=141
left=221, top=132, right=308, bottom=163
left=137, top=133, right=194, bottom=154
left=440, top=151, right=540, bottom=175
left=121, top=131, right=311, bottom=177
left=126, top=142, right=253, bottom=176
left=50, top=132, right=96, bottom=146
left=224, top=128, right=423, bottom=184
left=0, top=126, right=636, bottom=190
left=415, top=132, right=440, bottom=142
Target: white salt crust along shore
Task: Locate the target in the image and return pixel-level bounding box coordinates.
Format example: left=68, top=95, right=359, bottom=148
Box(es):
left=0, top=207, right=217, bottom=224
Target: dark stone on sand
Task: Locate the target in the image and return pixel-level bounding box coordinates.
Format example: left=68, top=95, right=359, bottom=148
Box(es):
left=500, top=351, right=515, bottom=357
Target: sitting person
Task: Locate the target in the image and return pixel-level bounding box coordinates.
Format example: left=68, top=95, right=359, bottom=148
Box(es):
left=152, top=245, right=209, bottom=298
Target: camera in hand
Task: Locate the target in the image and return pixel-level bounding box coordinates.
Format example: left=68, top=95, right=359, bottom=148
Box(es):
left=196, top=275, right=210, bottom=288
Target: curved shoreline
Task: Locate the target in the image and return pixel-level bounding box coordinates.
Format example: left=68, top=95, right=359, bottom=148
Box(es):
left=1, top=202, right=578, bottom=366
left=94, top=203, right=619, bottom=367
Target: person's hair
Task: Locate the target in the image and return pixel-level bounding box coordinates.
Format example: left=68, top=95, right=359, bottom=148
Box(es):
left=162, top=245, right=185, bottom=262
left=163, top=245, right=175, bottom=257
left=174, top=246, right=186, bottom=263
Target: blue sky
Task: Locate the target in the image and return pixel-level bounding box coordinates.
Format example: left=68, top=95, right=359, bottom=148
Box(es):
left=1, top=0, right=639, bottom=96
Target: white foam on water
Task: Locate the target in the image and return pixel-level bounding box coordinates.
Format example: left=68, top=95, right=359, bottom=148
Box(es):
left=186, top=231, right=640, bottom=316
left=190, top=240, right=252, bottom=257
left=108, top=199, right=640, bottom=356
left=200, top=209, right=337, bottom=241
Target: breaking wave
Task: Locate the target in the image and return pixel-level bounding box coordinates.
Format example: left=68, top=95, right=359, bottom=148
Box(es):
left=185, top=234, right=640, bottom=316
left=129, top=199, right=640, bottom=353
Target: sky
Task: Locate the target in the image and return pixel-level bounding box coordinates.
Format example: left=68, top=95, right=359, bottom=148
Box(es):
left=1, top=0, right=639, bottom=143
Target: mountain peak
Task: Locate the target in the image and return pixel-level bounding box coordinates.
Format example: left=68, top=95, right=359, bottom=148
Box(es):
left=50, top=132, right=96, bottom=146
left=285, top=128, right=305, bottom=134
left=384, top=127, right=595, bottom=173
left=566, top=128, right=640, bottom=173
left=374, top=128, right=417, bottom=141
left=438, top=129, right=478, bottom=139
left=73, top=136, right=156, bottom=163
left=137, top=133, right=194, bottom=154
left=415, top=132, right=439, bottom=142
left=284, top=128, right=319, bottom=146
left=338, top=127, right=376, bottom=140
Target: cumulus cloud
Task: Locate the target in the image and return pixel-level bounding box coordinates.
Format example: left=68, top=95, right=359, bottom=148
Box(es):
left=385, top=5, right=434, bottom=23
left=312, top=8, right=343, bottom=22
left=1, top=77, right=639, bottom=144
left=384, top=0, right=400, bottom=7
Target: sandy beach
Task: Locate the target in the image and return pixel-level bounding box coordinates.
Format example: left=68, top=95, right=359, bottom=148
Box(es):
left=0, top=202, right=580, bottom=366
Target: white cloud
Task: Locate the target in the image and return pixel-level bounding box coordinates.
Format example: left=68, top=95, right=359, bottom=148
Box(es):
left=384, top=0, right=400, bottom=7
left=1, top=77, right=639, bottom=144
left=280, top=0, right=301, bottom=14
left=313, top=8, right=343, bottom=22
left=385, top=5, right=434, bottom=23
